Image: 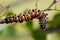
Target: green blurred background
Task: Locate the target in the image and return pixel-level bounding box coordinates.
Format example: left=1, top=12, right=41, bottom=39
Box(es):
left=0, top=0, right=60, bottom=40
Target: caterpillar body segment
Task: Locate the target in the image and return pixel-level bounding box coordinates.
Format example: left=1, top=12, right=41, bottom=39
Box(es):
left=38, top=13, right=48, bottom=30
left=0, top=9, right=48, bottom=29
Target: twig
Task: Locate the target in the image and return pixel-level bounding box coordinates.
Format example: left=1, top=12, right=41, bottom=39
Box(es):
left=0, top=0, right=29, bottom=13
left=0, top=6, right=9, bottom=17
left=44, top=9, right=60, bottom=11
left=35, top=0, right=38, bottom=9
left=43, top=0, right=59, bottom=11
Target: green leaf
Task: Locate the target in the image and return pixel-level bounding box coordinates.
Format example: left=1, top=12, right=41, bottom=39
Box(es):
left=32, top=29, right=46, bottom=40
left=6, top=24, right=17, bottom=37
left=48, top=12, right=60, bottom=26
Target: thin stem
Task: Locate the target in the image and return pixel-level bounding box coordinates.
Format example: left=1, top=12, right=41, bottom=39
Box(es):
left=0, top=3, right=3, bottom=8
left=0, top=6, right=9, bottom=17
left=44, top=9, right=60, bottom=11
left=55, top=2, right=57, bottom=10
left=44, top=0, right=58, bottom=11
left=35, top=0, right=38, bottom=9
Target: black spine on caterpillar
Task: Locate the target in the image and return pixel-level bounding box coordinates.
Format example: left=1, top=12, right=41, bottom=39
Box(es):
left=0, top=9, right=48, bottom=29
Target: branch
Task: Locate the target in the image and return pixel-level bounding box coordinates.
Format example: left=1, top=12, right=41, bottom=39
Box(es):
left=44, top=9, right=60, bottom=11
left=43, top=0, right=59, bottom=11
left=35, top=0, right=38, bottom=9
left=0, top=6, right=9, bottom=17
left=0, top=0, right=29, bottom=13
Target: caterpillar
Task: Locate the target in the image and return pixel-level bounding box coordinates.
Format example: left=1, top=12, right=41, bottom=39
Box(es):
left=0, top=9, right=48, bottom=29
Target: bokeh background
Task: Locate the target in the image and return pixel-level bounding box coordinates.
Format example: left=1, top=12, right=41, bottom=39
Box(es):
left=0, top=0, right=60, bottom=40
